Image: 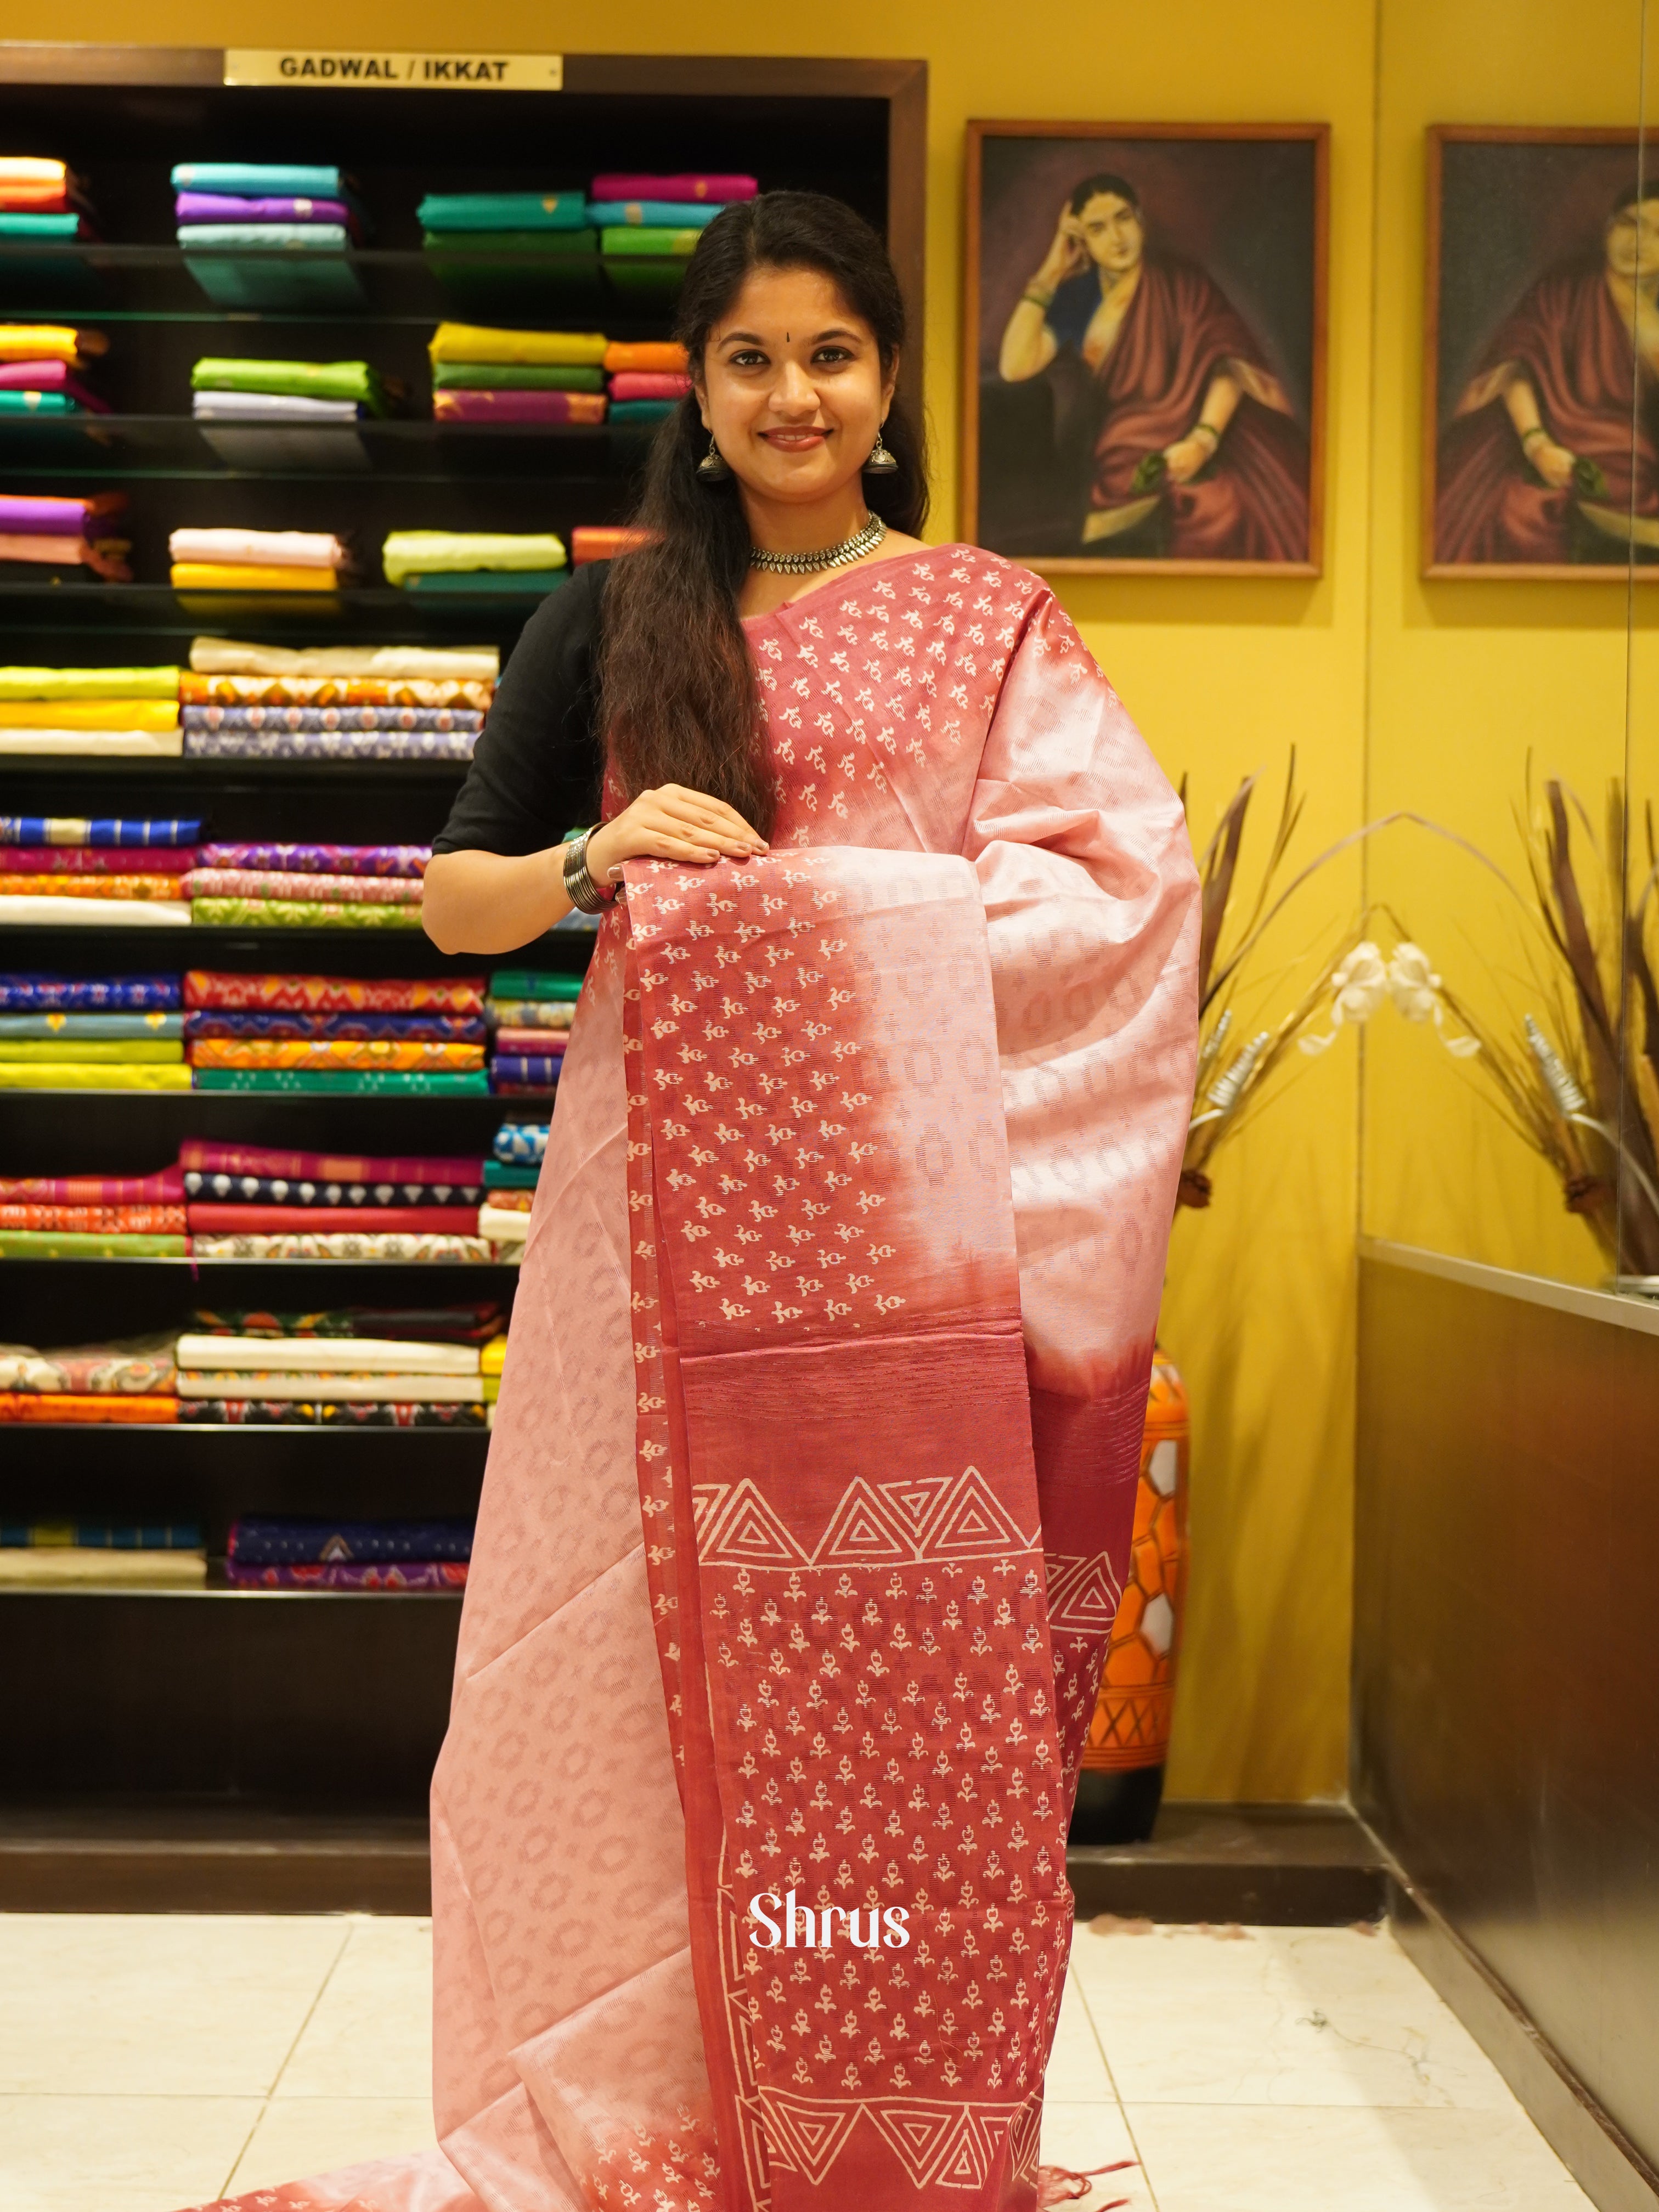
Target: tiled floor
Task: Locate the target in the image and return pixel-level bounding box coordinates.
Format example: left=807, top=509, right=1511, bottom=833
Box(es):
left=0, top=1911, right=1595, bottom=2211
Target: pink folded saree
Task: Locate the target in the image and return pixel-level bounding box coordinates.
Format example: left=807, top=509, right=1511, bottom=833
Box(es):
left=180, top=545, right=1199, bottom=2212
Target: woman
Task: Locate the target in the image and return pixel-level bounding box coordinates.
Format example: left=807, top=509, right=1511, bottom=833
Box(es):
left=190, top=193, right=1197, bottom=2212
left=1435, top=184, right=1659, bottom=565
left=998, top=171, right=1308, bottom=560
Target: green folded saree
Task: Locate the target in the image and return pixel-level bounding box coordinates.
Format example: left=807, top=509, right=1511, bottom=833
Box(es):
left=0, top=1037, right=183, bottom=1063
left=190, top=898, right=425, bottom=929
left=0, top=665, right=179, bottom=701
left=489, top=969, right=583, bottom=1001
left=431, top=363, right=604, bottom=392
left=418, top=193, right=588, bottom=232
left=190, top=358, right=388, bottom=414
left=600, top=227, right=701, bottom=257
left=0, top=1064, right=192, bottom=1091
left=194, top=1068, right=490, bottom=1094
left=381, top=529, right=567, bottom=580
left=402, top=572, right=566, bottom=596
left=0, top=1231, right=188, bottom=1257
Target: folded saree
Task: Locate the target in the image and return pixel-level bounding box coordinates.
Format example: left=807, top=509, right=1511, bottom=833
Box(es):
left=178, top=223, right=350, bottom=252
left=591, top=171, right=757, bottom=201
left=0, top=874, right=190, bottom=902
left=187, top=706, right=479, bottom=733
left=192, top=1070, right=490, bottom=1096
left=0, top=729, right=184, bottom=758
left=588, top=201, right=721, bottom=230
left=0, top=974, right=178, bottom=1009
left=188, top=1302, right=503, bottom=1340
left=598, top=227, right=699, bottom=258
left=0, top=1229, right=187, bottom=1254
left=0, top=533, right=129, bottom=579
left=188, top=1230, right=492, bottom=1260
left=170, top=528, right=347, bottom=572
left=185, top=870, right=422, bottom=904
left=381, top=531, right=567, bottom=581
left=570, top=525, right=651, bottom=564
left=0, top=1334, right=175, bottom=1389
left=0, top=899, right=192, bottom=928
left=0, top=1547, right=199, bottom=1583
left=0, top=847, right=194, bottom=875
left=200, top=843, right=430, bottom=875
left=188, top=1199, right=480, bottom=1234
left=431, top=363, right=603, bottom=392
left=232, top=1516, right=475, bottom=1563
left=492, top=1029, right=567, bottom=1058
left=183, top=1399, right=488, bottom=1427
left=179, top=1331, right=479, bottom=1375
left=171, top=565, right=338, bottom=592
left=2, top=815, right=199, bottom=845
left=184, top=1171, right=483, bottom=1207
left=491, top=1120, right=548, bottom=1163
left=427, top=323, right=607, bottom=367
left=189, top=897, right=421, bottom=929
left=184, top=727, right=475, bottom=764
left=0, top=326, right=106, bottom=364
left=433, top=390, right=607, bottom=425
left=225, top=1558, right=467, bottom=1589
left=172, top=162, right=344, bottom=197
left=181, top=1139, right=488, bottom=1183
left=178, top=1368, right=483, bottom=1401
left=0, top=1201, right=185, bottom=1229
left=0, top=492, right=123, bottom=533
left=0, top=393, right=84, bottom=415
left=0, top=700, right=174, bottom=732
left=0, top=1063, right=191, bottom=1089
left=0, top=1011, right=181, bottom=1040
left=601, top=339, right=690, bottom=374
left=193, top=392, right=362, bottom=422
left=606, top=371, right=690, bottom=402
left=181, top=672, right=493, bottom=709
left=419, top=193, right=587, bottom=232
left=401, top=573, right=563, bottom=599
left=0, top=1520, right=198, bottom=1544
left=185, top=1012, right=479, bottom=1045
left=482, top=1160, right=537, bottom=1189
left=476, top=1204, right=530, bottom=1244
left=178, top=194, right=358, bottom=227
left=487, top=968, right=582, bottom=1001
left=486, top=1000, right=573, bottom=1031
left=184, top=972, right=481, bottom=1015
left=190, top=355, right=385, bottom=404
left=0, top=664, right=177, bottom=700
left=189, top=640, right=499, bottom=680
left=190, top=1040, right=479, bottom=1074
left=0, top=1039, right=183, bottom=1064
left=0, top=1166, right=182, bottom=1203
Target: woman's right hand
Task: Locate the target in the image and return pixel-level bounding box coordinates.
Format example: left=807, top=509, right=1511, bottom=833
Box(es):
left=586, top=784, right=768, bottom=883
left=1034, top=210, right=1088, bottom=292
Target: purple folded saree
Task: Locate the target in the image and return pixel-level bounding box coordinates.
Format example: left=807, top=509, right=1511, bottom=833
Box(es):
left=185, top=706, right=481, bottom=734
left=174, top=192, right=358, bottom=229
left=199, top=843, right=430, bottom=876
left=0, top=494, right=123, bottom=537
left=183, top=1010, right=482, bottom=1045
left=0, top=975, right=180, bottom=1012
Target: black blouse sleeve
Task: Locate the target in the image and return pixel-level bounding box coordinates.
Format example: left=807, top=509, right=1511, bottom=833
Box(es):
left=430, top=560, right=608, bottom=856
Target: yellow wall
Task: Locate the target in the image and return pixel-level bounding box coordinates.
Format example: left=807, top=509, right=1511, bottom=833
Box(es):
left=71, top=0, right=1393, bottom=1801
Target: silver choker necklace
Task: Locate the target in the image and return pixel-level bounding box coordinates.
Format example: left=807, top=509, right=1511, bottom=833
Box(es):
left=749, top=512, right=887, bottom=574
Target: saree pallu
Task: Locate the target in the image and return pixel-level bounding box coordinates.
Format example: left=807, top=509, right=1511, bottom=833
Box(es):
left=184, top=546, right=1198, bottom=2212
left=190, top=897, right=424, bottom=929
left=184, top=871, right=424, bottom=905
left=184, top=971, right=482, bottom=1015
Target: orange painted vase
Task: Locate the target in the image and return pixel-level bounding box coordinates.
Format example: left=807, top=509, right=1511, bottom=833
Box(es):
left=1071, top=1345, right=1190, bottom=1842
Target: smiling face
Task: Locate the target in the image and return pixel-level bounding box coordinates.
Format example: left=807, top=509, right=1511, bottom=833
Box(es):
left=696, top=263, right=895, bottom=509
left=1605, top=196, right=1659, bottom=282
left=1075, top=190, right=1146, bottom=276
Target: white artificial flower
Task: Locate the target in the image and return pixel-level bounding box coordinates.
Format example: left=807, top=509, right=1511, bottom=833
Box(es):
left=1330, top=940, right=1388, bottom=1024
left=1387, top=942, right=1441, bottom=1023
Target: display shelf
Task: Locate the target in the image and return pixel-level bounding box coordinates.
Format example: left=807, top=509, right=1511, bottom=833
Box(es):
left=0, top=36, right=925, bottom=1826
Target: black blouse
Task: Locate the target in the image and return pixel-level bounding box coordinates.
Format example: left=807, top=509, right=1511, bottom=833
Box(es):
left=431, top=561, right=608, bottom=856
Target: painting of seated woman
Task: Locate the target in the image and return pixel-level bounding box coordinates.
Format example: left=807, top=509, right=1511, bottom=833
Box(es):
left=1428, top=129, right=1657, bottom=575
left=965, top=123, right=1327, bottom=573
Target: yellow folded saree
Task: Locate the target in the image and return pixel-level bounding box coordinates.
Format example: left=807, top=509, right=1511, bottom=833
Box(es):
left=0, top=700, right=179, bottom=731
left=427, top=323, right=607, bottom=367
left=0, top=667, right=179, bottom=701
left=0, top=1064, right=193, bottom=1090
left=171, top=565, right=339, bottom=592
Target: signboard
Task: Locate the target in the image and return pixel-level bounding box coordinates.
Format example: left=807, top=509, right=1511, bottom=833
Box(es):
left=223, top=49, right=565, bottom=90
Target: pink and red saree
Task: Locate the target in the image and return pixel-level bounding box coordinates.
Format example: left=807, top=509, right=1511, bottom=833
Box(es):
left=183, top=545, right=1198, bottom=2212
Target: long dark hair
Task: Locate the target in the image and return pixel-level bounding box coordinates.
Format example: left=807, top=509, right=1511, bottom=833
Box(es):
left=599, top=191, right=928, bottom=838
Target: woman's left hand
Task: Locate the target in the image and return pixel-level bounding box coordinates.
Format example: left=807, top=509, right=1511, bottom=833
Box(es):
left=1161, top=433, right=1213, bottom=485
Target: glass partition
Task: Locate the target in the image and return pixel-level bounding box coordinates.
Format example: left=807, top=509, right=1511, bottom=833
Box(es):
left=1362, top=0, right=1645, bottom=1290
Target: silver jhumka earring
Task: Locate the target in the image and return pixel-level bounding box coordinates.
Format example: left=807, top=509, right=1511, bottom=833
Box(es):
left=696, top=436, right=731, bottom=482
left=863, top=428, right=898, bottom=475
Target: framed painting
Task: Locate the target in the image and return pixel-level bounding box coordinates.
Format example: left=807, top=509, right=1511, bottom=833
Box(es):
left=1425, top=127, right=1654, bottom=579
left=962, top=121, right=1328, bottom=576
